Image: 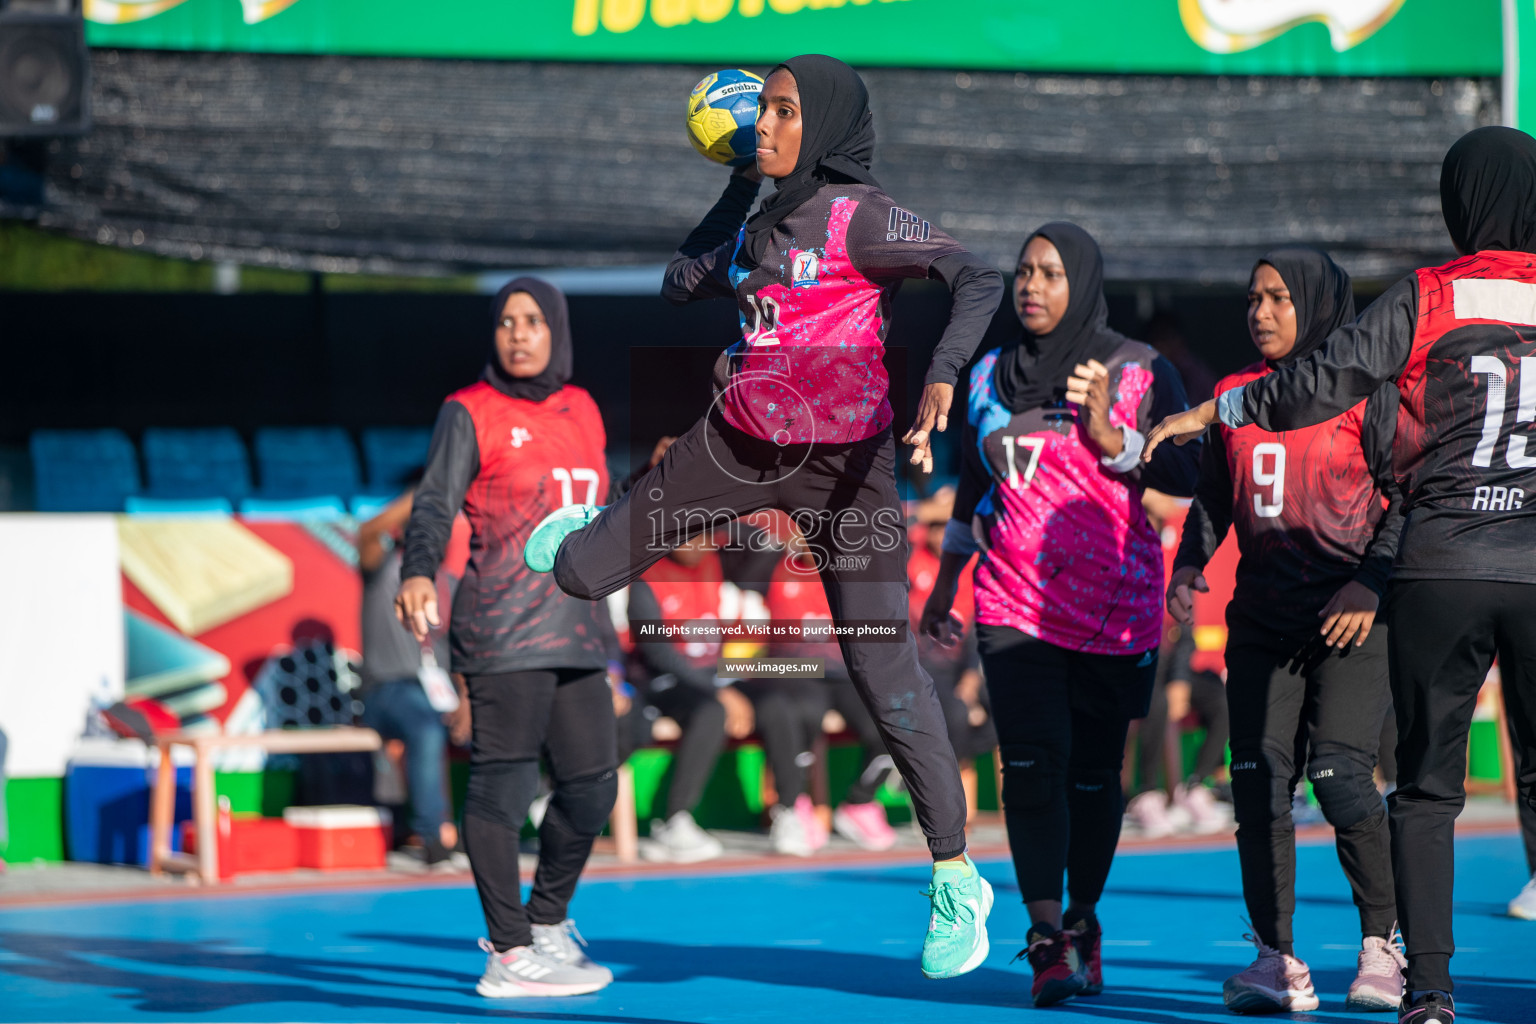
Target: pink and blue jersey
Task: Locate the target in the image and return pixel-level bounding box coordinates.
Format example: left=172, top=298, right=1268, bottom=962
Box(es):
left=955, top=343, right=1196, bottom=655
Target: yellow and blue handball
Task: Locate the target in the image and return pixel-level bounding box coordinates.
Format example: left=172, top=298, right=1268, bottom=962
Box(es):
left=686, top=69, right=763, bottom=166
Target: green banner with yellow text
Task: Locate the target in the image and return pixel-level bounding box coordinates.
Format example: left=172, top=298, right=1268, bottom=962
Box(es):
left=83, top=0, right=1502, bottom=76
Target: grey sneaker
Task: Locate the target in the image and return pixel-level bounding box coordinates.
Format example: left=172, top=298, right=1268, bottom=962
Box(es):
left=642, top=810, right=724, bottom=863
left=530, top=919, right=614, bottom=985
left=475, top=936, right=610, bottom=997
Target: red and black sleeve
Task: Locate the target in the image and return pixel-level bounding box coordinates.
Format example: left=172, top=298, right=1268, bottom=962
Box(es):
left=1351, top=383, right=1406, bottom=596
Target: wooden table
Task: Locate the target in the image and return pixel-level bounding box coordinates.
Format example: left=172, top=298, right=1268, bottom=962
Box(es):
left=148, top=727, right=382, bottom=883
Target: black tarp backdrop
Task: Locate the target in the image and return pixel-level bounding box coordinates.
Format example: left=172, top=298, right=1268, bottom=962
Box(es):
left=4, top=49, right=1498, bottom=282
left=0, top=280, right=1289, bottom=481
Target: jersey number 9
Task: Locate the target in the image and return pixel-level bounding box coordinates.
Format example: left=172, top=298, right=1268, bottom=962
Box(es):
left=1252, top=443, right=1285, bottom=518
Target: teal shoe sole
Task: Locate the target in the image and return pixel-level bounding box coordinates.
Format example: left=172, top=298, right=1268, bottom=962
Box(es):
left=524, top=504, right=599, bottom=573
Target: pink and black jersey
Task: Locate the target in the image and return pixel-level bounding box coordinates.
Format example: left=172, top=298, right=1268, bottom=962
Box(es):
left=1179, top=361, right=1402, bottom=639
left=402, top=382, right=613, bottom=675
left=954, top=343, right=1197, bottom=655
left=663, top=177, right=1000, bottom=445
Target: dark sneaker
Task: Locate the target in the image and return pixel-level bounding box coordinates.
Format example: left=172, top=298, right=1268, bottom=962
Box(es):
left=1064, top=911, right=1103, bottom=996
left=1399, top=991, right=1454, bottom=1024
left=1014, top=922, right=1086, bottom=1007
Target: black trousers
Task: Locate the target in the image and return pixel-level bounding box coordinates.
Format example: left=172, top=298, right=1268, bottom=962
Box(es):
left=1388, top=579, right=1536, bottom=993
left=924, top=654, right=999, bottom=763
left=1225, top=612, right=1396, bottom=953
left=554, top=411, right=967, bottom=860
left=461, top=668, right=618, bottom=952
left=644, top=681, right=727, bottom=819
left=1135, top=669, right=1229, bottom=794
left=980, top=624, right=1156, bottom=907
left=737, top=676, right=891, bottom=805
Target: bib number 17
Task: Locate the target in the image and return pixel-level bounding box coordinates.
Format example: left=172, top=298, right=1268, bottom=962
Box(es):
left=552, top=467, right=600, bottom=507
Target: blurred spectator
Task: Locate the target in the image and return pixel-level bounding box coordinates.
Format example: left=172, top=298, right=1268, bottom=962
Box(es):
left=357, top=487, right=462, bottom=867
left=741, top=533, right=898, bottom=856
left=908, top=487, right=997, bottom=820
left=623, top=531, right=745, bottom=864
left=1127, top=488, right=1230, bottom=838
left=1125, top=623, right=1230, bottom=838
left=1144, top=310, right=1218, bottom=404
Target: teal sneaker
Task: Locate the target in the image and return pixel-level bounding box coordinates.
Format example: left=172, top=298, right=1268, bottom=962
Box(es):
left=524, top=504, right=601, bottom=573
left=920, top=855, right=993, bottom=979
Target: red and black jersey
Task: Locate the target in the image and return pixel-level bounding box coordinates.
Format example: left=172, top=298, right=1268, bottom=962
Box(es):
left=1179, top=360, right=1403, bottom=639
left=763, top=554, right=847, bottom=674
left=626, top=551, right=736, bottom=694
left=401, top=381, right=612, bottom=675
left=1235, top=251, right=1536, bottom=584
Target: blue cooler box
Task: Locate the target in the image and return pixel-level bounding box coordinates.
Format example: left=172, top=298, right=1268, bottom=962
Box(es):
left=65, top=738, right=192, bottom=865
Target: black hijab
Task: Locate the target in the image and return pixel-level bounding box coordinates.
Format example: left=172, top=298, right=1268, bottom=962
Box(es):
left=994, top=222, right=1125, bottom=413
left=1440, top=125, right=1536, bottom=255
left=1254, top=247, right=1355, bottom=368
left=483, top=276, right=572, bottom=402
left=735, top=54, right=880, bottom=271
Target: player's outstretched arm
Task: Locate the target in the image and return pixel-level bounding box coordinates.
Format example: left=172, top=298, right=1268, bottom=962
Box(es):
left=1142, top=399, right=1218, bottom=463
left=660, top=166, right=762, bottom=306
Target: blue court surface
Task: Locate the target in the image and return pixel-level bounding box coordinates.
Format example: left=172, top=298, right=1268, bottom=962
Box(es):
left=1, top=834, right=1530, bottom=1024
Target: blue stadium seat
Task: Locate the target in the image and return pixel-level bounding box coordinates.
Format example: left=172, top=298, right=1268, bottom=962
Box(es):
left=253, top=427, right=360, bottom=500
left=360, top=426, right=432, bottom=491
left=141, top=427, right=252, bottom=502
left=125, top=495, right=235, bottom=516
left=239, top=495, right=349, bottom=521
left=30, top=429, right=141, bottom=512
left=349, top=494, right=396, bottom=521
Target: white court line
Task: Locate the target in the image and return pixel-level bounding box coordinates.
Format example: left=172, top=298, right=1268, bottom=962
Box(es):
left=771, top=938, right=823, bottom=946
left=1102, top=939, right=1153, bottom=946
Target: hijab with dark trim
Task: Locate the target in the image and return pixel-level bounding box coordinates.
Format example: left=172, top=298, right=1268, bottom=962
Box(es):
left=1253, top=247, right=1355, bottom=369
left=483, top=276, right=572, bottom=403
left=735, top=54, right=880, bottom=271
left=994, top=222, right=1124, bottom=413
left=1440, top=125, right=1536, bottom=256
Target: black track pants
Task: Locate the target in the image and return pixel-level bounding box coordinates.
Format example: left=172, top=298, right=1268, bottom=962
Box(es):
left=553, top=411, right=968, bottom=860
left=1387, top=579, right=1536, bottom=993
left=980, top=624, right=1156, bottom=907
left=461, top=669, right=617, bottom=952
left=1225, top=613, right=1396, bottom=954
left=738, top=678, right=825, bottom=804
left=644, top=683, right=727, bottom=819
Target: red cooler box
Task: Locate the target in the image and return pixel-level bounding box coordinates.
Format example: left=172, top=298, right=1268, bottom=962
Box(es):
left=283, top=805, right=392, bottom=871
left=182, top=814, right=300, bottom=880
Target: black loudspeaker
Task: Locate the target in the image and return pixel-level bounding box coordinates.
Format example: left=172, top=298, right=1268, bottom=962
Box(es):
left=0, top=8, right=88, bottom=137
